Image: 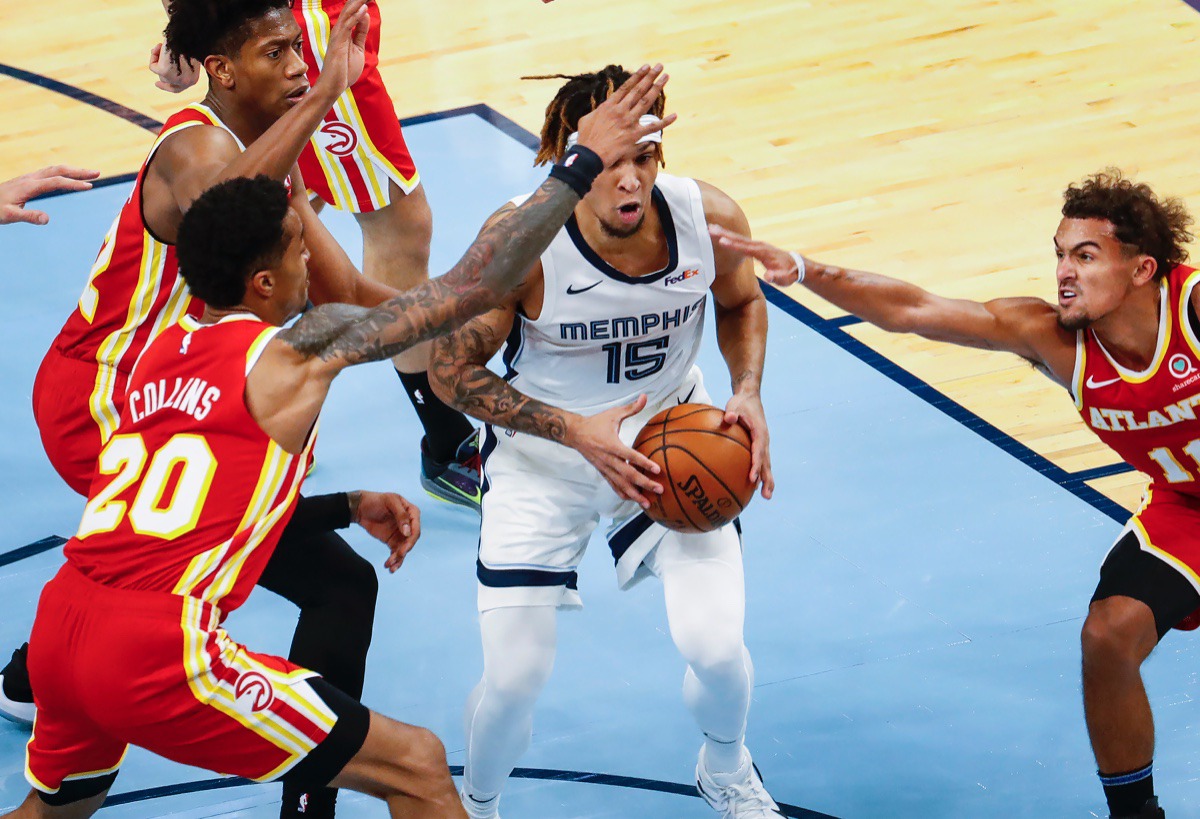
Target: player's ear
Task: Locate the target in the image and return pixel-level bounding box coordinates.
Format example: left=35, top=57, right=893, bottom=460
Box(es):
left=248, top=268, right=274, bottom=299
left=204, top=54, right=235, bottom=90
left=1133, top=254, right=1157, bottom=286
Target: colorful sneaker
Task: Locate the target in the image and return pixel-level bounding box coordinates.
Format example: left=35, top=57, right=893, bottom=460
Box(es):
left=696, top=745, right=785, bottom=818
left=420, top=431, right=482, bottom=513
left=0, top=643, right=35, bottom=727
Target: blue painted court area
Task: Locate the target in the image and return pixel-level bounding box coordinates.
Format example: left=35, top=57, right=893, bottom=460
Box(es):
left=1, top=109, right=1198, bottom=818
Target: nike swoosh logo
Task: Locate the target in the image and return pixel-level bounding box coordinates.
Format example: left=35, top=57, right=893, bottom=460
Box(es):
left=566, top=281, right=601, bottom=295
left=677, top=385, right=697, bottom=404
left=1086, top=375, right=1123, bottom=389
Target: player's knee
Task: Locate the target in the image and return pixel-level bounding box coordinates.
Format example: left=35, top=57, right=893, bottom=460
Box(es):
left=327, top=548, right=379, bottom=618
left=1081, top=599, right=1156, bottom=667
left=378, top=723, right=450, bottom=791
left=674, top=620, right=745, bottom=678
left=486, top=657, right=554, bottom=707
left=684, top=638, right=748, bottom=684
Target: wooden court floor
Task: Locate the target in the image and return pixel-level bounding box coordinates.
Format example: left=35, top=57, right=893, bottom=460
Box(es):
left=4, top=0, right=1200, bottom=511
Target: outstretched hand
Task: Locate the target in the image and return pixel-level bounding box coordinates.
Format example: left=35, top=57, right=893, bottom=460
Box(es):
left=709, top=224, right=804, bottom=286
left=318, top=0, right=370, bottom=97
left=723, top=393, right=774, bottom=499
left=149, top=42, right=201, bottom=93
left=0, top=166, right=100, bottom=226
left=574, top=64, right=678, bottom=167
left=354, top=490, right=421, bottom=573
left=567, top=395, right=664, bottom=508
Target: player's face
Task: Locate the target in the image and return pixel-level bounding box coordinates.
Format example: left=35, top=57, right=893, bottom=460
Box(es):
left=230, top=10, right=310, bottom=119
left=582, top=143, right=660, bottom=239
left=1054, top=218, right=1150, bottom=331
left=275, top=209, right=312, bottom=322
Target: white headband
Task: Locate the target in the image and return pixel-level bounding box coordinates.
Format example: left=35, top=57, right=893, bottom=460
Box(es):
left=565, top=114, right=664, bottom=150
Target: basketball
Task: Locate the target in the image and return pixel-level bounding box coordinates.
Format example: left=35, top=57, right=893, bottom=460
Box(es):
left=632, top=403, right=756, bottom=533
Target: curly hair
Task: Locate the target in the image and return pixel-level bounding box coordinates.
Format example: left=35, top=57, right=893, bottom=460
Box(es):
left=177, top=176, right=290, bottom=309
left=524, top=64, right=667, bottom=166
left=1062, top=169, right=1193, bottom=276
left=164, top=0, right=291, bottom=70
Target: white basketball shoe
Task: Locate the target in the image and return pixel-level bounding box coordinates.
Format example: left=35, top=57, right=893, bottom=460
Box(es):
left=696, top=744, right=785, bottom=818
left=460, top=789, right=501, bottom=819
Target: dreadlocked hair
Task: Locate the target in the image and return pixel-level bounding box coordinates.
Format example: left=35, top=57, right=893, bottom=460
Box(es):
left=524, top=64, right=667, bottom=166
left=1062, top=168, right=1193, bottom=277
left=164, top=0, right=291, bottom=72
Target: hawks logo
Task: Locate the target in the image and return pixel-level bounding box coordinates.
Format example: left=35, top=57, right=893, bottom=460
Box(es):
left=234, top=671, right=275, bottom=713
left=318, top=122, right=359, bottom=157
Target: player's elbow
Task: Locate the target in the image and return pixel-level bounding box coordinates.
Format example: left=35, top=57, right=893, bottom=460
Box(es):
left=426, top=350, right=465, bottom=408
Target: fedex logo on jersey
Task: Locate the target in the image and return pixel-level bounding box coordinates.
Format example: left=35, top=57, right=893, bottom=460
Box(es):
left=1087, top=393, right=1200, bottom=432
left=664, top=268, right=701, bottom=286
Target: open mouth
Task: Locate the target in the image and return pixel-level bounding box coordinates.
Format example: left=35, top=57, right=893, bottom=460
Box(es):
left=285, top=85, right=309, bottom=103
left=1058, top=287, right=1077, bottom=307
left=617, top=202, right=642, bottom=225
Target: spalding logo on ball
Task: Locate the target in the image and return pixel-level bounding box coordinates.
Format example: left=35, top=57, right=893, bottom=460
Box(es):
left=632, top=403, right=755, bottom=533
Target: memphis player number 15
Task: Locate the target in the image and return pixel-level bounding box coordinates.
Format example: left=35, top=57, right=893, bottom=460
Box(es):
left=602, top=335, right=670, bottom=384
left=77, top=433, right=217, bottom=539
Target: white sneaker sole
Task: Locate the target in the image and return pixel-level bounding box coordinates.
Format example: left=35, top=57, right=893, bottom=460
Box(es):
left=0, top=675, right=35, bottom=726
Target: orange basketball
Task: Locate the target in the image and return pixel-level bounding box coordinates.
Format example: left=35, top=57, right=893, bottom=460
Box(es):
left=632, top=403, right=755, bottom=533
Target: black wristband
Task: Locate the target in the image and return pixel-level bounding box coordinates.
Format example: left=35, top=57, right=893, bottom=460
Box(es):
left=549, top=145, right=604, bottom=197
left=287, top=492, right=352, bottom=534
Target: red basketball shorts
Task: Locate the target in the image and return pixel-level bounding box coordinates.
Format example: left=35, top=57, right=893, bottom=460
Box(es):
left=1124, top=486, right=1200, bottom=589
left=32, top=348, right=124, bottom=496
left=24, top=564, right=367, bottom=802
left=294, top=0, right=420, bottom=213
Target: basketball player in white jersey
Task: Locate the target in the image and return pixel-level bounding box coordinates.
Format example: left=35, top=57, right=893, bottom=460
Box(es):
left=429, top=65, right=781, bottom=819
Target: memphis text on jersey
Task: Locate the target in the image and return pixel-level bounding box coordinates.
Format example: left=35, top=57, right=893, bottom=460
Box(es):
left=558, top=295, right=707, bottom=341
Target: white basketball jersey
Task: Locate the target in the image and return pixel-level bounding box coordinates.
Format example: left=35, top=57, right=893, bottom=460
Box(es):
left=503, top=173, right=716, bottom=415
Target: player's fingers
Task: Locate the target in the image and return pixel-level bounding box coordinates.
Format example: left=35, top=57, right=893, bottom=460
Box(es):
left=632, top=112, right=676, bottom=142
left=620, top=442, right=660, bottom=476
left=618, top=393, right=648, bottom=420
left=1, top=206, right=49, bottom=226
left=608, top=64, right=650, bottom=106
left=760, top=462, right=775, bottom=499
left=631, top=72, right=670, bottom=116
left=619, top=455, right=663, bottom=494
left=626, top=66, right=665, bottom=113
left=602, top=459, right=649, bottom=506
left=35, top=165, right=100, bottom=181
left=405, top=499, right=422, bottom=545
left=23, top=176, right=92, bottom=199
left=762, top=267, right=799, bottom=286
left=332, top=0, right=365, bottom=34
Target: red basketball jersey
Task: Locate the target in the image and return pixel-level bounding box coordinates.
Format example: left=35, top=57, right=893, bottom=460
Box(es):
left=1073, top=264, right=1200, bottom=496
left=64, top=314, right=314, bottom=615
left=51, top=104, right=243, bottom=442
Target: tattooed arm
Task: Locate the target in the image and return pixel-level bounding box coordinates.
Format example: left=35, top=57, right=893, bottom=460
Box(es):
left=245, top=63, right=676, bottom=454
left=427, top=208, right=665, bottom=507
left=244, top=172, right=587, bottom=454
